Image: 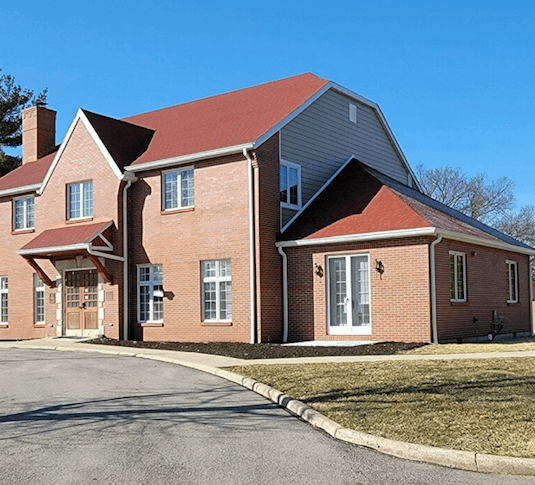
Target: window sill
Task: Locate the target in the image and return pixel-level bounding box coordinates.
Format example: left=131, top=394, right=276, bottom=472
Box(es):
left=280, top=203, right=300, bottom=211
left=201, top=320, right=232, bottom=326
left=66, top=217, right=93, bottom=225
left=140, top=322, right=164, bottom=327
left=160, top=206, right=195, bottom=215
left=507, top=301, right=520, bottom=306
left=33, top=323, right=46, bottom=328
left=0, top=324, right=7, bottom=328
left=450, top=300, right=469, bottom=306
left=11, top=228, right=35, bottom=235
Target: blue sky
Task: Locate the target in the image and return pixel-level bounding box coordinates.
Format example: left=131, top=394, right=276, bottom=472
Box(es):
left=3, top=1, right=534, bottom=209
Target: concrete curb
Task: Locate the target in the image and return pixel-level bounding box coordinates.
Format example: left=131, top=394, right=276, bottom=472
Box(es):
left=3, top=341, right=535, bottom=476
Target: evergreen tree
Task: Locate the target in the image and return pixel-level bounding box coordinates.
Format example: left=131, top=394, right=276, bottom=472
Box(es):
left=0, top=69, right=47, bottom=175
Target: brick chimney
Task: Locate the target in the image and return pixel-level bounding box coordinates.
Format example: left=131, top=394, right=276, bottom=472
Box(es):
left=21, top=106, right=56, bottom=164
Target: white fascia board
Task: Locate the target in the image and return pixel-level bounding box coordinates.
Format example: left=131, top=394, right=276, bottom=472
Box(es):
left=329, top=82, right=422, bottom=192
left=281, top=154, right=356, bottom=234
left=125, top=143, right=254, bottom=173
left=38, top=109, right=123, bottom=195
left=0, top=183, right=42, bottom=198
left=438, top=229, right=535, bottom=256
left=16, top=243, right=90, bottom=256
left=85, top=220, right=114, bottom=244
left=276, top=227, right=437, bottom=247
left=252, top=83, right=333, bottom=149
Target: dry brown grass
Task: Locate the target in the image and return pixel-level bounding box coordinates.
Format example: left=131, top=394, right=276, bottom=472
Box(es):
left=401, top=339, right=535, bottom=355
left=228, top=358, right=535, bottom=458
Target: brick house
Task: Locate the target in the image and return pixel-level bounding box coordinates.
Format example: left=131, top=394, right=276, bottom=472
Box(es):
left=0, top=73, right=532, bottom=343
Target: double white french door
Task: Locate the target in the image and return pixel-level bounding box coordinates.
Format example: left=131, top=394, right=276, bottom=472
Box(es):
left=327, top=254, right=371, bottom=335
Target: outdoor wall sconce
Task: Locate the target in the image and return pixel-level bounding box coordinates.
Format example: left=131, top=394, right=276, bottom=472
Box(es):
left=375, top=260, right=385, bottom=278
left=314, top=263, right=323, bottom=277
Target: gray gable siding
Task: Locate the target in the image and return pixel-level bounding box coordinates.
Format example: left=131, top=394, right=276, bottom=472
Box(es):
left=280, top=88, right=409, bottom=226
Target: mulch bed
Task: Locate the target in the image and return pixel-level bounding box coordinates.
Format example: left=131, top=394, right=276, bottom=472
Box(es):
left=84, top=337, right=426, bottom=360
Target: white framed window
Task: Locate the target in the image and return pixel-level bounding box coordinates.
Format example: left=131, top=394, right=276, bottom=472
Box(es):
left=13, top=195, right=34, bottom=231
left=449, top=251, right=466, bottom=302
left=162, top=167, right=194, bottom=211
left=67, top=181, right=93, bottom=220
left=34, top=274, right=45, bottom=324
left=201, top=259, right=232, bottom=322
left=0, top=276, right=8, bottom=324
left=137, top=264, right=163, bottom=323
left=349, top=103, right=357, bottom=123
left=279, top=160, right=301, bottom=209
left=506, top=260, right=518, bottom=303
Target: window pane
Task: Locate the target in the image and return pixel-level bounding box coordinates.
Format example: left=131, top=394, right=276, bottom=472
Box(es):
left=139, top=285, right=150, bottom=321
left=289, top=167, right=298, bottom=205
left=456, top=255, right=464, bottom=300
left=139, top=267, right=150, bottom=282
left=219, top=259, right=231, bottom=278
left=0, top=276, right=8, bottom=290
left=279, top=165, right=287, bottom=203
left=181, top=169, right=194, bottom=207
left=153, top=285, right=163, bottom=320
left=204, top=282, right=217, bottom=320
left=219, top=281, right=232, bottom=320
left=449, top=254, right=456, bottom=299
left=69, top=184, right=81, bottom=219
left=35, top=274, right=45, bottom=323
left=14, top=199, right=25, bottom=230
left=203, top=261, right=217, bottom=278
left=83, top=181, right=93, bottom=217
left=1, top=293, right=7, bottom=323
left=164, top=172, right=178, bottom=209
left=152, top=265, right=163, bottom=283
left=26, top=197, right=34, bottom=228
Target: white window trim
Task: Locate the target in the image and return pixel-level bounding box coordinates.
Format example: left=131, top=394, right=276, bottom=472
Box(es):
left=0, top=276, right=8, bottom=324
left=201, top=259, right=232, bottom=322
left=506, top=260, right=519, bottom=303
left=13, top=195, right=34, bottom=231
left=137, top=264, right=164, bottom=323
left=449, top=251, right=467, bottom=302
left=34, top=274, right=45, bottom=324
left=67, top=180, right=93, bottom=221
left=280, top=159, right=302, bottom=210
left=326, top=252, right=372, bottom=336
left=161, top=166, right=194, bottom=211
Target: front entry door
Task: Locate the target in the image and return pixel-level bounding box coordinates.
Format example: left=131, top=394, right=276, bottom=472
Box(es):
left=65, top=270, right=99, bottom=336
left=327, top=255, right=371, bottom=335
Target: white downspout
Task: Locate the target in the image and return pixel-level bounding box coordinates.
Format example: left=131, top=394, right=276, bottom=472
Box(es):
left=122, top=174, right=137, bottom=341
left=243, top=149, right=256, bottom=344
left=430, top=233, right=443, bottom=344
left=277, top=245, right=289, bottom=342
left=529, top=259, right=534, bottom=336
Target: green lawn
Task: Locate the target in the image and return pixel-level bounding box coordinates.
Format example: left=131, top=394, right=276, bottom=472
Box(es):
left=228, top=358, right=535, bottom=458
left=402, top=340, right=535, bottom=355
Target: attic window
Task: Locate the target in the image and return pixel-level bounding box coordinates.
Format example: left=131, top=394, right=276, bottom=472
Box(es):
left=349, top=104, right=357, bottom=123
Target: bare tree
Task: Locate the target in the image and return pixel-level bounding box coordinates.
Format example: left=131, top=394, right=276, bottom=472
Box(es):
left=415, top=165, right=514, bottom=225
left=495, top=206, right=535, bottom=247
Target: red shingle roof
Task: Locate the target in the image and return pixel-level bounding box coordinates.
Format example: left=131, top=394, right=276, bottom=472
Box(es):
left=0, top=151, right=56, bottom=192
left=280, top=159, right=532, bottom=251
left=123, top=73, right=328, bottom=165
left=0, top=73, right=328, bottom=192
left=20, top=221, right=112, bottom=251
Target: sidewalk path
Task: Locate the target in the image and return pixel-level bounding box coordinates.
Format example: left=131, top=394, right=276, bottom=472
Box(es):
left=2, top=337, right=535, bottom=477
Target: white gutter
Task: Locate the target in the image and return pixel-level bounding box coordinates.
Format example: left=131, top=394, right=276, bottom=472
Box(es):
left=429, top=234, right=443, bottom=344
left=276, top=227, right=437, bottom=248
left=243, top=149, right=256, bottom=344
left=530, top=259, right=534, bottom=337
left=126, top=143, right=254, bottom=173
left=121, top=173, right=137, bottom=341
left=0, top=183, right=42, bottom=198
left=277, top=246, right=289, bottom=342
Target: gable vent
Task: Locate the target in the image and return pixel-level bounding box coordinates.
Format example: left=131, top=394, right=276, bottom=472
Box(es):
left=349, top=103, right=357, bottom=123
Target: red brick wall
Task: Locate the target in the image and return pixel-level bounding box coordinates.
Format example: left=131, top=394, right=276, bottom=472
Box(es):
left=435, top=240, right=531, bottom=341
left=284, top=238, right=433, bottom=343
left=0, top=119, right=123, bottom=340
left=254, top=134, right=283, bottom=342
left=129, top=153, right=251, bottom=342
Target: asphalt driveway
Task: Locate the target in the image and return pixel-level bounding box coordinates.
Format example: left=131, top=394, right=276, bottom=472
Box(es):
left=0, top=348, right=533, bottom=485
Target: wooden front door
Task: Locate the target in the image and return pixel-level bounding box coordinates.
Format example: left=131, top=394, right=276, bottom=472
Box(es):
left=65, top=270, right=99, bottom=336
